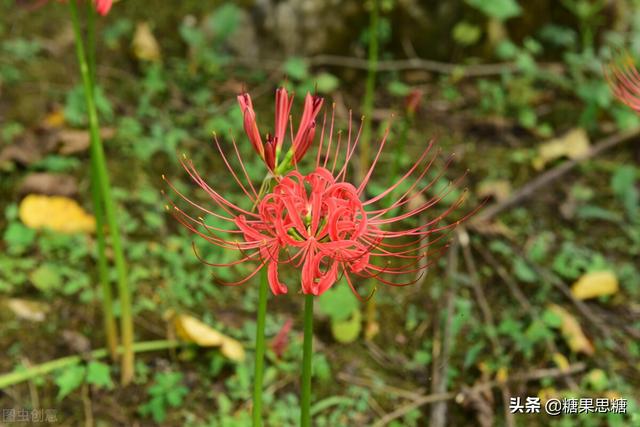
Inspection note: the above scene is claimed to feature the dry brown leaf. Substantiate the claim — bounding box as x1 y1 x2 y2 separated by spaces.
548 304 594 355
174 314 245 362
56 127 115 155
19 194 95 233
6 298 49 322
571 271 619 300
132 22 161 62
533 128 590 170
0 132 58 166
18 173 78 198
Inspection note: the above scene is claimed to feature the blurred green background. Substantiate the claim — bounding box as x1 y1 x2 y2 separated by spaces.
0 0 639 425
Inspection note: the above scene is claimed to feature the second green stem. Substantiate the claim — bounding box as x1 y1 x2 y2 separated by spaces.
300 294 314 427
252 268 269 426
69 0 134 384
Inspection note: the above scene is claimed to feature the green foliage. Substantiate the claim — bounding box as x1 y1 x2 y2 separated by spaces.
55 365 86 401
3 222 35 255
86 361 114 389
611 166 639 221
139 371 189 423
453 22 482 46
64 85 114 126
466 0 521 21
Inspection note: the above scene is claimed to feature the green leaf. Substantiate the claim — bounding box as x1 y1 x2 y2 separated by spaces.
283 57 308 81
3 222 35 255
30 264 63 292
86 361 113 389
611 166 639 220
55 365 86 400
318 282 359 322
513 258 537 283
207 3 241 41
466 0 522 20
453 22 482 46
331 309 362 343
314 72 339 93
387 80 411 97
542 308 563 328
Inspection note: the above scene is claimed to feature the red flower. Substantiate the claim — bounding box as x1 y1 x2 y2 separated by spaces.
606 57 640 112
166 91 475 298
94 0 112 16
238 88 323 171
30 0 112 15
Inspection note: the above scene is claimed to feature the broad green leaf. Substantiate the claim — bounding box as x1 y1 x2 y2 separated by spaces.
611 166 639 220
86 361 114 389
30 264 63 293
283 57 308 81
466 0 522 20
318 283 359 322
453 22 482 46
314 72 339 93
331 309 362 343
55 365 86 400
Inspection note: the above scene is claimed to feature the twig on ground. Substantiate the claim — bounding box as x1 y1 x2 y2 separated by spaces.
429 238 459 427
459 230 513 427
473 243 579 390
473 128 640 223
337 372 426 401
372 363 586 427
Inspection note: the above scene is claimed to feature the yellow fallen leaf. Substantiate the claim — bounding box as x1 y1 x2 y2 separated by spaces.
571 271 619 300
174 314 245 362
132 22 161 62
538 387 559 404
43 109 65 128
533 128 590 170
552 352 570 371
496 367 508 383
221 338 245 362
548 304 594 355
19 194 95 233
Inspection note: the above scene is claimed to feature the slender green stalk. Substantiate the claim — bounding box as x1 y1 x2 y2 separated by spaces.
361 0 380 343
90 166 119 359
0 341 181 390
300 294 314 427
252 268 269 426
85 0 118 360
359 0 379 181
69 0 135 385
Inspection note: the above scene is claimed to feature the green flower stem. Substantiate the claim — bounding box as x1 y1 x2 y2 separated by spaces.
85 1 118 361
300 294 314 427
90 166 119 360
68 0 134 385
0 341 181 390
359 0 379 181
252 268 269 426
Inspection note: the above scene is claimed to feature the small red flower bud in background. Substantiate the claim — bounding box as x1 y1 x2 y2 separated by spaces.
404 88 424 116
94 0 112 15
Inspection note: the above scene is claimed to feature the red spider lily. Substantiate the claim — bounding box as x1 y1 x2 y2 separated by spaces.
165 93 476 298
606 57 640 112
28 0 112 15
238 88 323 171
